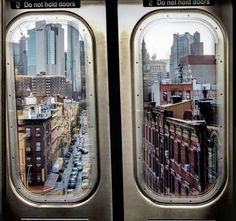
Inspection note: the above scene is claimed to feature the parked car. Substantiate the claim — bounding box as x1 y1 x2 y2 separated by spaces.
70 173 78 181
68 181 76 189
72 167 79 173
68 147 73 153
69 177 77 184
67 188 74 194
74 161 82 167
77 164 83 171
70 140 76 145
65 152 71 159
81 179 89 189
80 148 88 154
82 171 89 180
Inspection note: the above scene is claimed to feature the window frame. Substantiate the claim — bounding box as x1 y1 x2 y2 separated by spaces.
6 12 99 204
132 10 228 204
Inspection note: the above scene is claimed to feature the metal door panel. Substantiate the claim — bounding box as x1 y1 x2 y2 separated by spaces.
118 0 233 220
2 0 113 220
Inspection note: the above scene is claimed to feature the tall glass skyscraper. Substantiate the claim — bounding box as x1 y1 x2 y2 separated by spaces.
46 23 65 76
27 21 65 76
27 29 36 75
170 31 203 83
67 23 81 99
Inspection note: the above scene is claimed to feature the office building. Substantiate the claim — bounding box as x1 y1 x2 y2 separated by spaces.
143 101 219 196
27 21 65 76
170 31 204 83
67 24 81 100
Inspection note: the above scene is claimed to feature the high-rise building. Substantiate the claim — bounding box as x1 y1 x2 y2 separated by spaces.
80 40 86 99
12 42 20 75
142 39 168 102
19 103 52 186
170 31 204 83
179 55 216 85
27 21 65 76
12 40 27 75
46 23 65 76
19 36 28 75
27 29 36 75
15 75 72 100
35 21 47 75
67 24 81 100
143 102 219 196
191 31 204 55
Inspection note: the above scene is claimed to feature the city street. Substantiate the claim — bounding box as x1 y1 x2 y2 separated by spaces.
50 112 92 195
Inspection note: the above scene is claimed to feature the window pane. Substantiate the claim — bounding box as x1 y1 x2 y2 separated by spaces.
7 14 98 202
35 128 41 137
35 142 41 151
134 12 226 202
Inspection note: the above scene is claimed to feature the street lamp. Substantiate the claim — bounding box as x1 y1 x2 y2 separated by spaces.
26 164 32 189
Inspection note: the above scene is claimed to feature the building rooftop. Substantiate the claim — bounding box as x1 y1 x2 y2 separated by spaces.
160 83 192 91
162 99 192 108
180 55 216 65
167 117 206 126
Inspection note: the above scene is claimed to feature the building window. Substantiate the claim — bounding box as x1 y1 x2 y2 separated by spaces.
152 129 155 145
25 144 31 152
36 157 41 163
178 179 182 194
156 161 159 177
185 146 189 164
164 135 169 150
208 135 218 183
35 128 41 137
163 92 167 101
35 142 41 151
164 169 169 188
149 127 151 142
177 142 181 164
170 139 174 159
25 128 31 137
186 186 190 196
36 173 42 183
133 10 227 203
194 151 199 176
7 14 99 202
170 173 175 193
159 147 163 164
186 91 191 99
160 178 163 192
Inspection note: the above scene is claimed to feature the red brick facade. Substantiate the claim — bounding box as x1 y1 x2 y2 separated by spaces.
160 83 192 105
143 106 212 196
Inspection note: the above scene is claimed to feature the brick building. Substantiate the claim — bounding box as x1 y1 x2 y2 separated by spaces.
179 55 216 85
160 83 192 105
18 114 52 186
18 97 67 187
170 31 204 83
15 74 73 101
143 102 218 196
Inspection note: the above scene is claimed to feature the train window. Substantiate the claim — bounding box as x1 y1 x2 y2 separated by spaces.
133 11 227 203
6 14 98 203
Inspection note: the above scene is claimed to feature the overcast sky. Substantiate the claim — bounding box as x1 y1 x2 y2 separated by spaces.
143 21 216 60
9 18 83 51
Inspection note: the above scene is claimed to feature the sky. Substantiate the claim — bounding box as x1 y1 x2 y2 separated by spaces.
143 21 217 60
9 17 84 51
10 16 217 58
